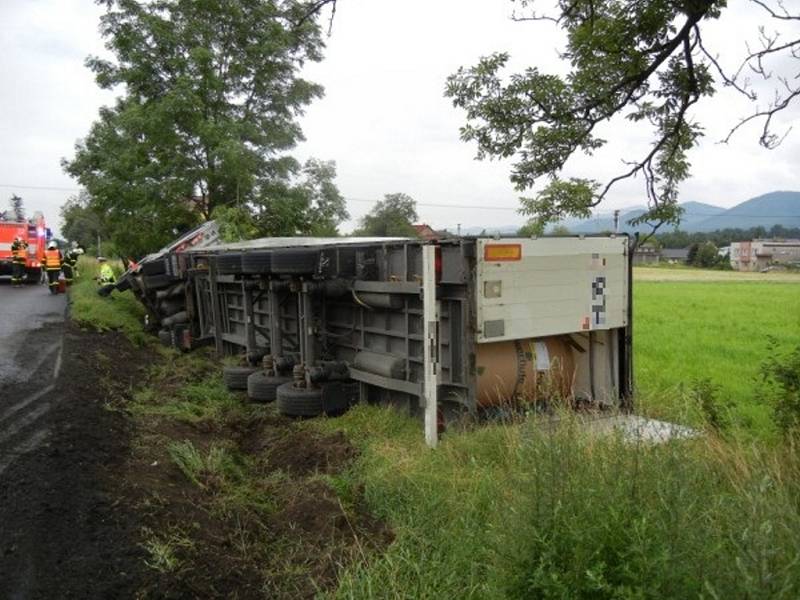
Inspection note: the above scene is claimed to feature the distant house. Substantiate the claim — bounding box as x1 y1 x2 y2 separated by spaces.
730 239 800 271
632 243 660 265
661 248 689 264
412 223 444 241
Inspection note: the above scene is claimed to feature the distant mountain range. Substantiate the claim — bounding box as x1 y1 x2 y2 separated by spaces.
455 191 800 235
560 191 800 233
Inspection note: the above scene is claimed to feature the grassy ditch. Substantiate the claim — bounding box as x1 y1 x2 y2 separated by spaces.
309 406 800 599
69 257 147 344
127 349 390 598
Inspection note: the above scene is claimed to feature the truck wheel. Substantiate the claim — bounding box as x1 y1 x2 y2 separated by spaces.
276 382 324 416
276 382 353 416
240 251 273 275
223 365 259 390
25 268 41 284
215 253 243 275
247 372 290 403
271 248 320 275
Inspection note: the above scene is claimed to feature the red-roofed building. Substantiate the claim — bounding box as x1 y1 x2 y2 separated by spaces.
412 223 441 241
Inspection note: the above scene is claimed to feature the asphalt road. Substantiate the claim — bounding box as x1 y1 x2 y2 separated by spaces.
0 279 66 475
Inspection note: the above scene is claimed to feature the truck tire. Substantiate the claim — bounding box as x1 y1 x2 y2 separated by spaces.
141 259 167 276
223 365 259 390
240 251 273 275
215 253 243 275
271 248 320 275
276 382 324 416
276 381 353 417
25 268 41 284
246 372 290 403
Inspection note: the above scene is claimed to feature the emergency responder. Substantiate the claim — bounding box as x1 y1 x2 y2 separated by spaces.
97 257 116 285
62 241 81 285
43 240 63 294
10 236 28 287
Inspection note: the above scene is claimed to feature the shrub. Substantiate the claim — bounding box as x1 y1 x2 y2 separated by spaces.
761 341 800 436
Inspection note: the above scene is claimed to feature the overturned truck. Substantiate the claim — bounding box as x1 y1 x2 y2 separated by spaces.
124 231 633 446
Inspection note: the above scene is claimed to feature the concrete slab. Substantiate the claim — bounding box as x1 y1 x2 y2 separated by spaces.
580 413 699 443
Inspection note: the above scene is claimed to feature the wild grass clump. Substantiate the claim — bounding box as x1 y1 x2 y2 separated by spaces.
141 528 194 573
319 405 800 599
69 257 147 344
168 440 244 490
134 375 242 424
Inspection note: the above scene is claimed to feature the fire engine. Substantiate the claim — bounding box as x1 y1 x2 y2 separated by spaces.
0 213 50 282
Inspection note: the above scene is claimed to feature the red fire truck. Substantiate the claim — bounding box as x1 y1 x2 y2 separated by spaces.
0 213 49 282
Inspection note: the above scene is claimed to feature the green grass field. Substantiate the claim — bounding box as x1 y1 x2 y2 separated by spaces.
633 268 800 436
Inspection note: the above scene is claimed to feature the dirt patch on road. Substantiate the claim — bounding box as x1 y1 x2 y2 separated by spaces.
0 322 153 599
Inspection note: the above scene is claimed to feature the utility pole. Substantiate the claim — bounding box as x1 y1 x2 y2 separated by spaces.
457 223 461 237
613 210 620 234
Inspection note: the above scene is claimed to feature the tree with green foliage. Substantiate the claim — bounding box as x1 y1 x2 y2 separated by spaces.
445 1 799 233
61 191 105 251
63 0 334 257
656 225 800 251
356 193 419 237
212 157 348 241
296 158 349 235
693 241 719 268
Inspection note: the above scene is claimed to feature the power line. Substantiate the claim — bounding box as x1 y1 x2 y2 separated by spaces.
344 196 519 211
1 183 797 218
0 183 81 193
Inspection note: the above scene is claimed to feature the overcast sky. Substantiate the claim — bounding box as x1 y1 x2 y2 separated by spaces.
1 0 798 237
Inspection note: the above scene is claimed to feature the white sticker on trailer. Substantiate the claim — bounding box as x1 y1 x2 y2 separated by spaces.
534 341 550 371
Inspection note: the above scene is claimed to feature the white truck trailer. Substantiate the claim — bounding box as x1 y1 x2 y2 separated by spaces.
158 234 633 446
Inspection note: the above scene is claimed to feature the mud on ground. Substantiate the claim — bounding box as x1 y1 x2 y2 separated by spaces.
0 322 152 599
2 323 390 599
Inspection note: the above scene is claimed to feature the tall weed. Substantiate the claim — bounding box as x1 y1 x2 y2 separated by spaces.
326 406 800 599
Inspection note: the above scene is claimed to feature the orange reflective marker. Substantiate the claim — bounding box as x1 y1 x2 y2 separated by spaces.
484 243 522 262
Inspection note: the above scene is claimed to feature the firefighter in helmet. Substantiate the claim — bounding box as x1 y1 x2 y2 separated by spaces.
43 240 63 294
10 235 28 287
62 241 82 285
